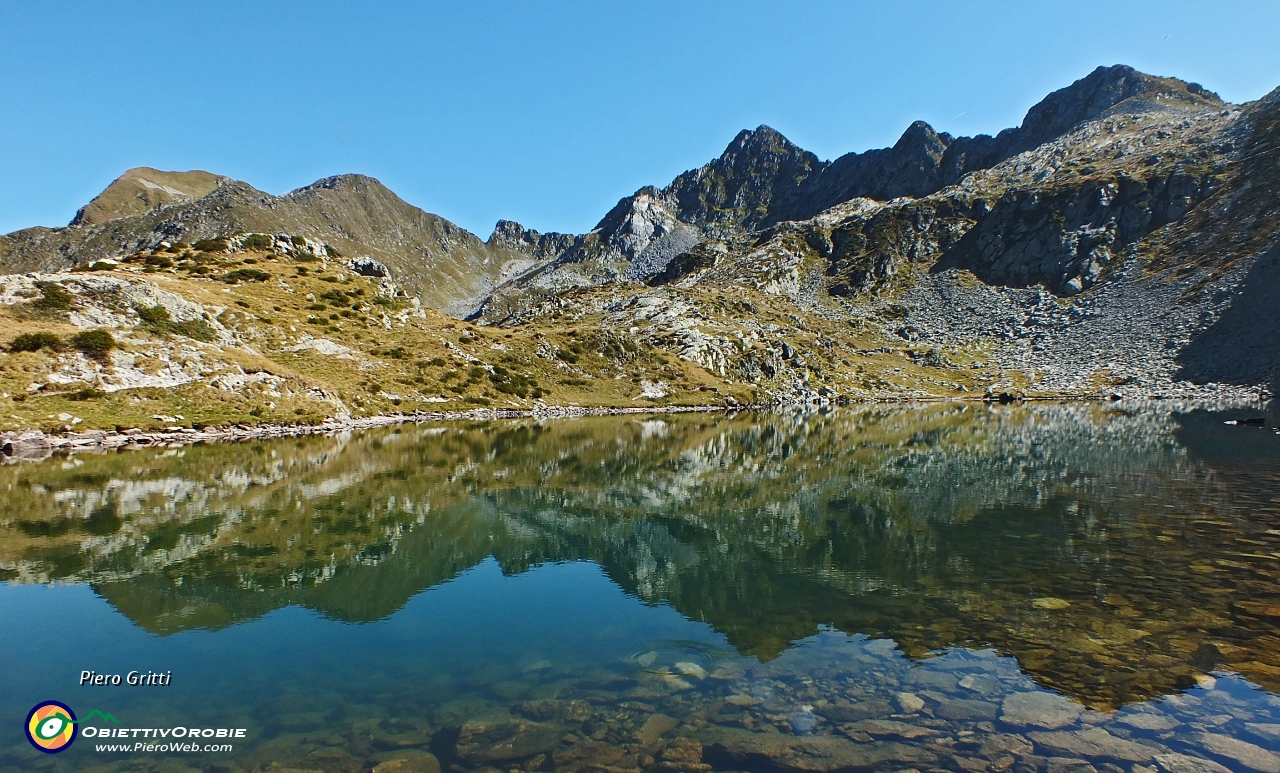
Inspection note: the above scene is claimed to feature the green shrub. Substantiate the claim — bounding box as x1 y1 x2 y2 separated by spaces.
171 319 216 342
32 283 74 312
192 238 228 253
221 268 271 283
136 305 171 326
67 388 105 401
290 235 307 246
241 233 272 250
72 330 115 359
135 304 214 341
145 255 174 267
325 244 343 258
10 331 64 353
488 367 538 398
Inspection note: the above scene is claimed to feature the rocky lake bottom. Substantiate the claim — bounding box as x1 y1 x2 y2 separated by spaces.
1 403 1278 773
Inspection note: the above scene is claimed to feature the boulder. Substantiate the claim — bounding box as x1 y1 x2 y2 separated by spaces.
454 717 564 765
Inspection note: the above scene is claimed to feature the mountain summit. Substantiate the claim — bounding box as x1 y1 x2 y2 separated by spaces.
0 65 1275 418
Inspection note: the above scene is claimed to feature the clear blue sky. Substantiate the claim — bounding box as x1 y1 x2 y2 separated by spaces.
3 1 1279 238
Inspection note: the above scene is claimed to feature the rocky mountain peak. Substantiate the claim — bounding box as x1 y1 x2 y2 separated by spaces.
289 173 386 196
488 219 577 263
663 125 822 232
70 167 225 227
490 219 537 244
892 120 951 161
723 125 802 158
1015 64 1223 151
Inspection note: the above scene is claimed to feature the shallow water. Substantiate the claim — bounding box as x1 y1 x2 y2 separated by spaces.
2 403 1280 773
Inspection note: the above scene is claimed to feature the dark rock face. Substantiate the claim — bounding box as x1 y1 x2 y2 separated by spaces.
939 170 1220 295
1015 65 1220 151
665 126 824 232
783 120 955 222
349 257 391 278
488 219 577 263
480 64 1228 292
686 65 1223 230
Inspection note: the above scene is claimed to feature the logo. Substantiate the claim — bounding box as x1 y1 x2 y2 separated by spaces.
25 701 77 753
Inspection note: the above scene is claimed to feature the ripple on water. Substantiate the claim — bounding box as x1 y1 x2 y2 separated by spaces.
623 640 737 683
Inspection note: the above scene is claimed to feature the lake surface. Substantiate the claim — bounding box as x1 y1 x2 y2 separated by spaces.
2 404 1280 773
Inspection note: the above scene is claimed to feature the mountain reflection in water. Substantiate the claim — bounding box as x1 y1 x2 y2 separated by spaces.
2 403 1280 773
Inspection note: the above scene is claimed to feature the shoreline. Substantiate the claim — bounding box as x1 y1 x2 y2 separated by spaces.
0 403 733 460
2 393 1272 461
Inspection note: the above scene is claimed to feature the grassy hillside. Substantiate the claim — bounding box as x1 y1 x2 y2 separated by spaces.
0 239 777 434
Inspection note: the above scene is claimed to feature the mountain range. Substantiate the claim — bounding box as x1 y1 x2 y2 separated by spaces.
1 64 1277 428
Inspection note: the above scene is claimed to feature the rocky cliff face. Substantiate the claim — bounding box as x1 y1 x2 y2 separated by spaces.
467 67 1277 402
479 66 1230 298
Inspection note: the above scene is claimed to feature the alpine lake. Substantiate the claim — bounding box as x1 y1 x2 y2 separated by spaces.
3 403 1280 773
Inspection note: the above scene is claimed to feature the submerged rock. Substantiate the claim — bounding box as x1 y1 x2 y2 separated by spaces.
1116 711 1179 731
635 713 680 749
1192 733 1280 773
1001 691 1084 729
1028 727 1161 762
935 697 999 721
816 700 894 723
697 726 937 772
371 750 441 773
554 739 627 771
1154 752 1235 773
840 719 938 739
454 717 564 765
